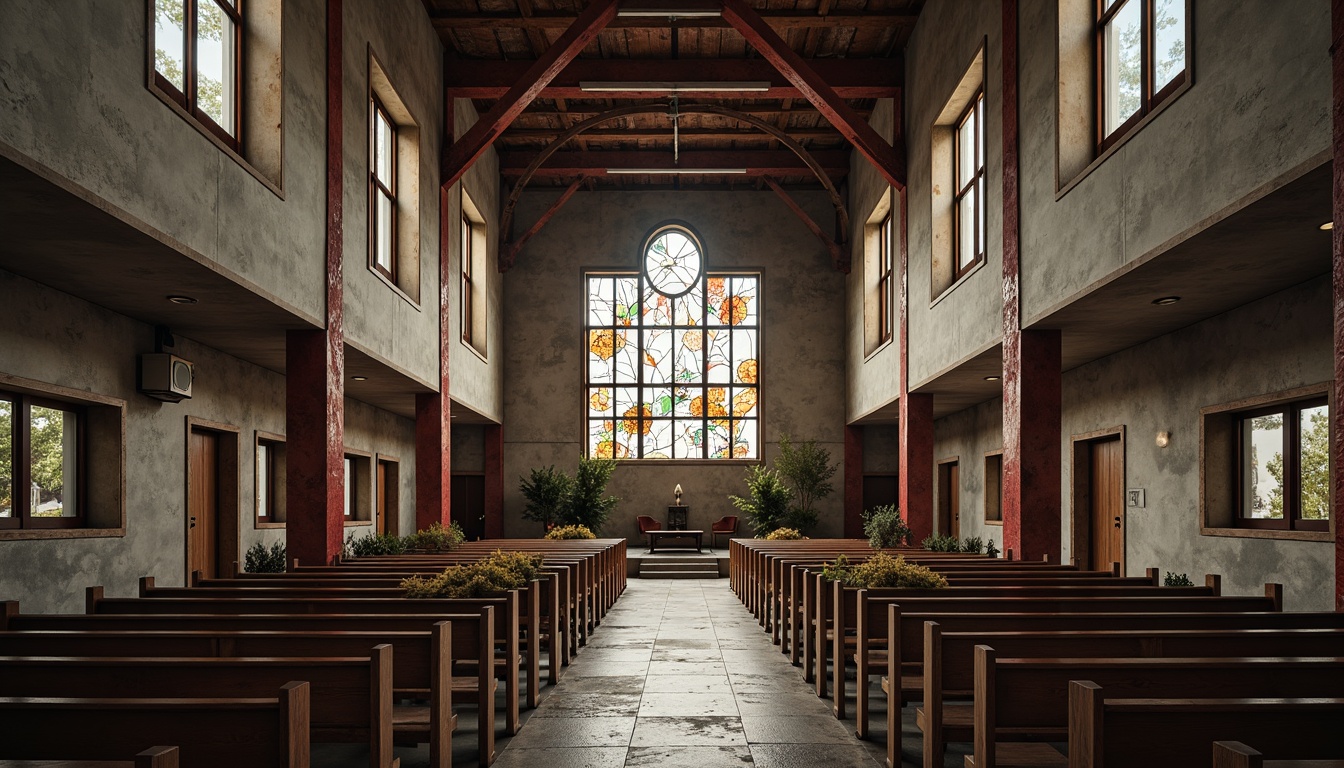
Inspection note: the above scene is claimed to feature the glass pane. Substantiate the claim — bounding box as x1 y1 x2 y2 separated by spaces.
705 330 732 384
643 330 673 386
673 331 703 384
615 278 641 327
1299 405 1329 520
707 418 732 459
977 175 986 260
588 387 613 418
376 192 394 271
674 419 703 460
730 277 759 326
195 1 236 135
706 277 729 326
1152 0 1187 93
1241 413 1284 519
375 111 394 185
154 0 187 92
729 386 758 418
733 419 758 459
31 406 77 517
587 277 615 326
588 330 619 384
673 289 703 327
612 329 639 384
344 457 352 517
957 187 977 269
0 399 11 517
1103 0 1143 136
256 443 270 519
974 95 985 171
589 419 627 459
643 282 671 326
643 388 672 419
732 330 758 386
957 106 977 189
643 419 672 460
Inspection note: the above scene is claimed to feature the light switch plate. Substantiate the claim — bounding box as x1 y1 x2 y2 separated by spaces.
1126 489 1145 508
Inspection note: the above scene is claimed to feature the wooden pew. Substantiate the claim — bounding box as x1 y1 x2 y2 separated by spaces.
0 746 179 768
962 651 1344 768
0 683 310 768
1068 682 1344 768
0 651 396 768
1212 741 1344 768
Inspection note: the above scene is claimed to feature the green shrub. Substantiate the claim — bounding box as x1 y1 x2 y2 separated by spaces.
863 504 912 549
1164 572 1193 587
921 534 961 552
520 465 573 532
345 532 407 558
764 527 805 540
985 538 1000 558
244 541 287 573
404 521 466 553
819 554 852 583
560 456 619 534
402 550 545 599
545 524 596 540
960 536 984 554
823 552 948 589
731 465 795 536
774 435 838 534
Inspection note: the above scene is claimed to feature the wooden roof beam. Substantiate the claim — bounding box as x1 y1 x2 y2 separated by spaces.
429 9 918 30
719 0 905 189
498 149 849 177
501 126 842 140
440 0 621 190
444 59 900 99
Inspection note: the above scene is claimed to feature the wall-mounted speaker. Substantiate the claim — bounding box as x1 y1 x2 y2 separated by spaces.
140 353 194 402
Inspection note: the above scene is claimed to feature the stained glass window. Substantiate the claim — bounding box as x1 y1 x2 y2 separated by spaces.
585 228 759 460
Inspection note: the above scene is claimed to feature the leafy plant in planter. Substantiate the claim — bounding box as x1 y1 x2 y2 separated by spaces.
519 465 573 532
921 534 961 552
863 505 912 548
403 521 466 553
401 550 545 599
774 435 838 534
545 524 596 540
819 554 852 583
559 456 619 534
730 465 794 536
1164 572 1193 587
986 538 1000 558
764 527 805 540
344 532 406 558
822 552 948 589
244 541 286 573
960 536 985 554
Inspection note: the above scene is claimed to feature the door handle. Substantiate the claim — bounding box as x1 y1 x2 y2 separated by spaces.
190 516 197 529
1113 516 1121 529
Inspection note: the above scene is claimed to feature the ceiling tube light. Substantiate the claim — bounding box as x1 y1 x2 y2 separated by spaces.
579 81 772 93
606 168 748 174
617 7 722 16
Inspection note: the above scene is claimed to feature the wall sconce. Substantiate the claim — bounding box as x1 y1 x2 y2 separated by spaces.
1155 431 1171 448
674 483 684 505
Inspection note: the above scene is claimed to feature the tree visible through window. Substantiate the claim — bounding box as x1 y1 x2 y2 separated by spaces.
954 91 985 277
585 224 759 460
0 392 81 528
1098 0 1187 148
153 0 242 147
1238 398 1329 532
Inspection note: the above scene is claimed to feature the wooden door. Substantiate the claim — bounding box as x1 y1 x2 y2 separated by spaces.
937 461 960 539
451 474 486 541
1087 436 1124 573
188 429 219 579
376 461 390 536
861 475 898 515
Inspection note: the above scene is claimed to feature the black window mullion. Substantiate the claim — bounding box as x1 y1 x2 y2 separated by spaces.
16 398 31 525
1285 403 1301 527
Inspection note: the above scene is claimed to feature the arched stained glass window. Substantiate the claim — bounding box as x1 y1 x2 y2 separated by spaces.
585 223 760 460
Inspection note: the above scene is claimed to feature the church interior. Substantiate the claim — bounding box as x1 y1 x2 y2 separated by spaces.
0 0 1341 766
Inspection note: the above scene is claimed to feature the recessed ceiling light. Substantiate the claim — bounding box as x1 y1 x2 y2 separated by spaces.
166 295 197 305
1152 296 1181 305
1320 221 1334 231
984 375 1000 382
352 376 367 381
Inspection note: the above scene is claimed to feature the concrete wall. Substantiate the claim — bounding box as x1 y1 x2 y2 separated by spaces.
452 424 486 473
0 269 415 613
502 190 848 541
862 425 899 474
932 398 1004 548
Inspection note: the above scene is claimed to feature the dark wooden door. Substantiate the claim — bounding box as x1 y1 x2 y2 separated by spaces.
451 474 486 541
188 429 219 579
1088 436 1124 574
938 461 960 539
376 460 391 536
861 475 898 517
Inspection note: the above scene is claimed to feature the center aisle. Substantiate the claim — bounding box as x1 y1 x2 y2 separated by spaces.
493 578 886 768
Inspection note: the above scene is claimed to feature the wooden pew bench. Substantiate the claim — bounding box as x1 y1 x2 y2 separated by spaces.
1069 683 1344 768
1212 741 1344 768
0 746 179 768
0 683 309 768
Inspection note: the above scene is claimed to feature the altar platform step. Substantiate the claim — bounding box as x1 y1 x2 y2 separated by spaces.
636 554 725 579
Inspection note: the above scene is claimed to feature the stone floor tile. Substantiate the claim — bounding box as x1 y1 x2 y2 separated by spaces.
638 692 740 717
748 743 883 768
629 716 748 747
646 660 727 675
503 716 637 749
624 746 755 767
554 675 647 695
642 674 733 694
491 747 629 768
739 715 856 744
533 693 642 718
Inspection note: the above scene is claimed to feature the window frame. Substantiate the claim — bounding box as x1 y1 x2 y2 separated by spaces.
151 0 244 152
1095 0 1189 154
0 390 87 530
254 432 284 527
952 89 986 280
1233 397 1330 533
876 210 893 346
369 95 398 284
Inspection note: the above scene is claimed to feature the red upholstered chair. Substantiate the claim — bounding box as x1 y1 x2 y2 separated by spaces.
710 516 739 550
637 515 662 549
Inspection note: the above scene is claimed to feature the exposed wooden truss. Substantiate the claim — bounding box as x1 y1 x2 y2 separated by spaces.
498 149 849 176
762 176 848 272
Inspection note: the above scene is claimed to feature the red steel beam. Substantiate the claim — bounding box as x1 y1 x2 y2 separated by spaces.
414 187 455 533
441 0 621 190
498 149 850 176
719 0 906 189
1332 0 1344 609
896 187 934 544
444 59 902 100
501 177 585 272
761 176 847 272
287 0 346 568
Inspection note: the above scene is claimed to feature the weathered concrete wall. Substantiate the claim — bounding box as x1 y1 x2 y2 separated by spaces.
933 398 1004 549
0 0 328 324
344 397 417 541
451 424 486 473
341 0 444 388
1060 277 1334 611
0 270 415 613
862 425 899 474
502 190 848 541
1018 0 1330 323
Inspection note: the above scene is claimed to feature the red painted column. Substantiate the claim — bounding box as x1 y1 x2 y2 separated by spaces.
414 186 454 533
286 0 345 568
1331 0 1344 610
1000 0 1061 562
895 184 935 543
843 425 864 538
484 424 505 538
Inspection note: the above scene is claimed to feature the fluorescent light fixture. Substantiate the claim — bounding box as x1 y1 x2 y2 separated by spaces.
579 81 772 93
617 7 722 16
606 168 748 175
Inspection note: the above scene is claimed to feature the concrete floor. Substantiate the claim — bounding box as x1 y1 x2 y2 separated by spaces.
320 578 950 767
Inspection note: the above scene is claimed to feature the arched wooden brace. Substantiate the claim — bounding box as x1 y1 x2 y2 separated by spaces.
498 103 851 271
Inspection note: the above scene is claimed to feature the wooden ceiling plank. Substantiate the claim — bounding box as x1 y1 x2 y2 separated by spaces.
441 0 621 189
428 9 918 29
498 148 850 175
719 0 905 189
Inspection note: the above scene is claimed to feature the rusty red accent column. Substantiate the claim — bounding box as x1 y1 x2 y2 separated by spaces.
1331 0 1344 610
894 184 935 543
844 425 864 538
414 186 454 533
484 424 505 538
1000 0 1061 562
286 0 345 568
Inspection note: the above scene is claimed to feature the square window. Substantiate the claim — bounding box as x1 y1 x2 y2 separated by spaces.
1097 0 1189 150
0 390 88 530
1234 398 1329 532
151 0 243 150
